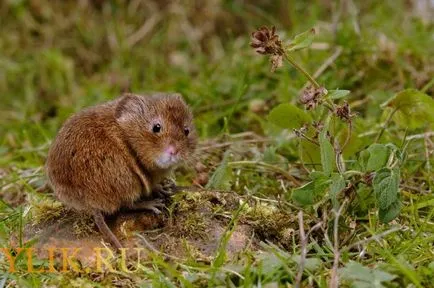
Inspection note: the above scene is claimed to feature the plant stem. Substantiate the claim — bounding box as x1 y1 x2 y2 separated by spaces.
283 53 321 88
330 199 348 288
343 170 364 177
375 107 398 143
323 101 335 112
298 132 320 146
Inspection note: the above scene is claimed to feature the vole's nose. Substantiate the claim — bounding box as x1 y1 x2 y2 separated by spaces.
166 145 178 156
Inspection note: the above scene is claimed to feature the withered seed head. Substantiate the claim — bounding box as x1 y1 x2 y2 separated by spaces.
250 26 284 56
300 86 327 110
335 101 353 122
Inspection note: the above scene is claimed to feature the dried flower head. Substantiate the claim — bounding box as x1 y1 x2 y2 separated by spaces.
335 101 354 122
251 26 284 56
300 86 326 110
363 172 374 186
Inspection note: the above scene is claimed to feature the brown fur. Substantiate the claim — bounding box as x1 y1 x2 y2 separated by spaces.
46 93 197 215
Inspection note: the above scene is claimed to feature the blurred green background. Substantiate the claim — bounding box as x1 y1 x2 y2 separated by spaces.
1 0 432 158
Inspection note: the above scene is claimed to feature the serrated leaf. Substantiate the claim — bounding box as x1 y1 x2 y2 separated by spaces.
382 89 434 129
366 144 390 171
286 28 315 52
373 168 400 209
379 200 401 223
292 175 330 206
327 90 350 100
330 173 346 210
206 155 232 190
319 118 335 176
268 103 312 130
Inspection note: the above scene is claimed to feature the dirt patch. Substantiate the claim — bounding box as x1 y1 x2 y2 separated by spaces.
22 190 299 268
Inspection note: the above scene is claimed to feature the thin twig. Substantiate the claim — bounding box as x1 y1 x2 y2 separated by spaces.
298 132 320 146
295 211 323 288
228 161 301 186
375 107 399 143
295 211 307 288
197 138 272 152
330 199 348 288
342 226 402 252
405 131 434 141
136 233 182 261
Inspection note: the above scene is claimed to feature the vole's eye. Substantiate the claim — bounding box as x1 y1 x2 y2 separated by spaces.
152 124 161 133
184 127 190 136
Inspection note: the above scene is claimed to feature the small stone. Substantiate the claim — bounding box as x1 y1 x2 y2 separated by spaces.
249 99 266 113
195 173 209 186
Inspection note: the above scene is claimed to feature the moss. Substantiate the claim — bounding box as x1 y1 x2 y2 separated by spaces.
29 196 65 226
174 211 208 239
72 215 97 238
245 202 297 248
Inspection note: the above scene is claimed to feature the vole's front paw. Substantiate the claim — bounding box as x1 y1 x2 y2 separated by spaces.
127 199 166 214
153 178 177 198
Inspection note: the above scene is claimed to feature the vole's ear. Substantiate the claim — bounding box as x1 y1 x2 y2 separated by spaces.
115 94 145 123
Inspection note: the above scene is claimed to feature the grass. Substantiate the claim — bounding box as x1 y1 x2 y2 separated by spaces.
0 0 434 287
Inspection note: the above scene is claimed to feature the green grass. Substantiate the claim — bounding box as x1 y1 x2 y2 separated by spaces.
1 0 434 287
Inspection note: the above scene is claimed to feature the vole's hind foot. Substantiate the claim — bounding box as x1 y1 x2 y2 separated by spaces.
153 178 178 198
126 199 166 214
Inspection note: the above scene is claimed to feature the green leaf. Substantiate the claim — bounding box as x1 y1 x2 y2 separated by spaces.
356 183 375 213
292 181 315 205
327 90 350 100
373 168 400 210
319 118 335 176
286 28 315 52
206 154 232 190
292 174 330 206
358 149 370 171
263 146 278 164
379 200 401 223
340 261 396 288
382 89 434 129
291 255 322 272
268 103 312 130
330 174 346 210
366 144 391 171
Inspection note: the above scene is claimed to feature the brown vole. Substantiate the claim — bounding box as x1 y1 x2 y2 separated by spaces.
46 93 197 249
